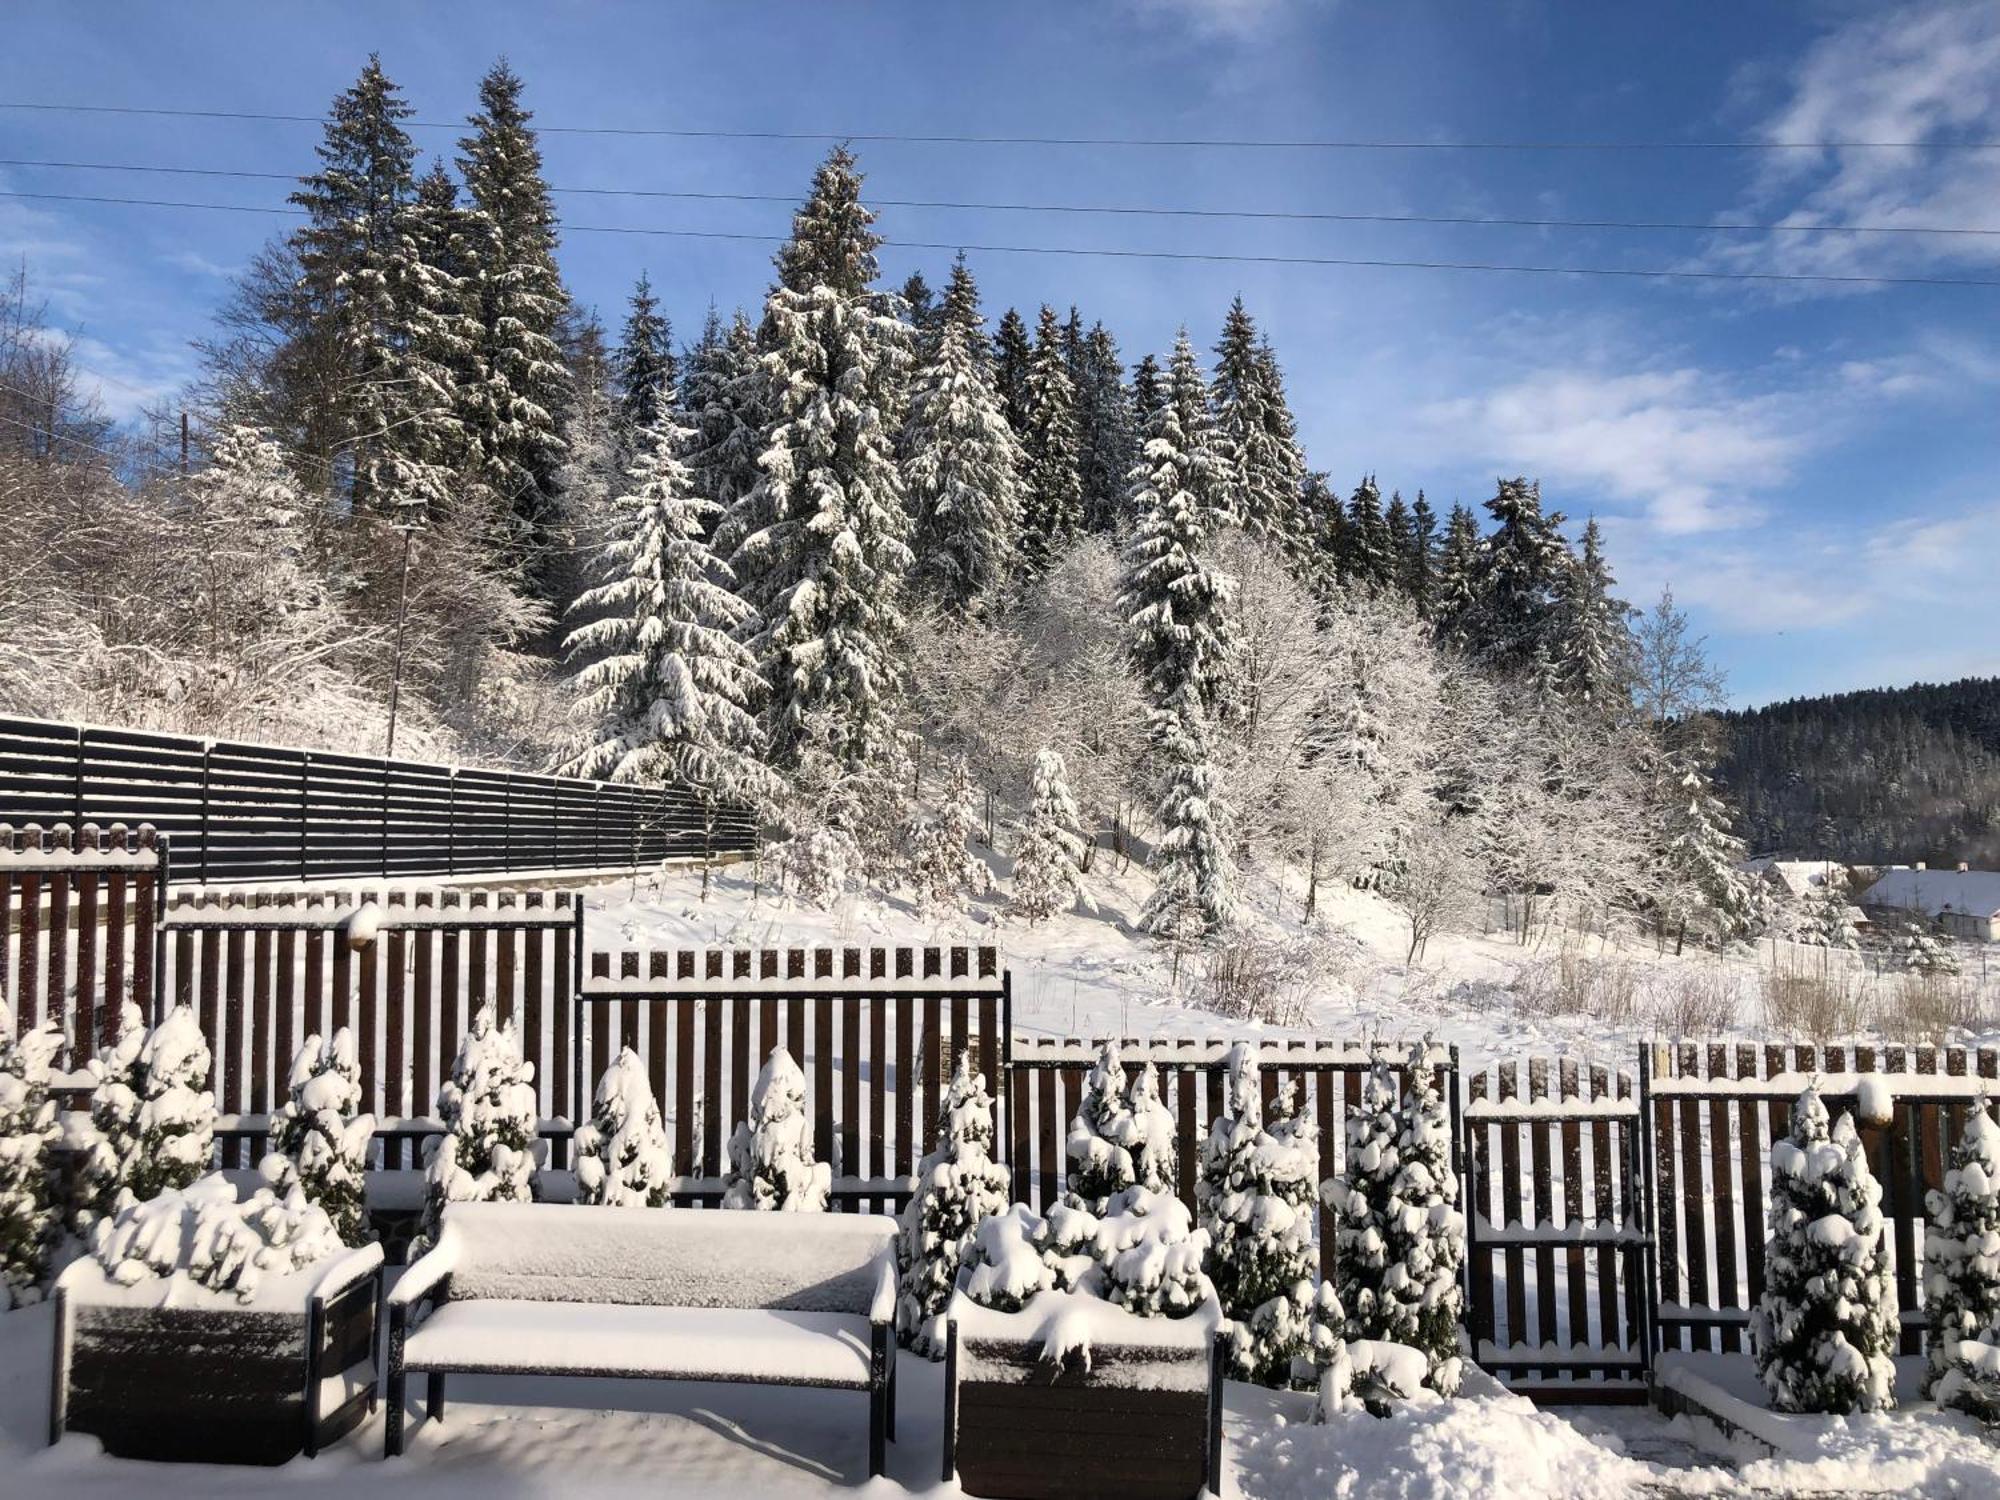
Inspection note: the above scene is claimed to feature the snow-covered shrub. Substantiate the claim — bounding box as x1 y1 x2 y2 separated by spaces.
1124 1062 1178 1195
1010 747 1085 924
1322 1044 1464 1396
783 825 863 910
0 1020 62 1308
71 1003 147 1235
574 1046 673 1208
1750 1086 1897 1414
262 1029 375 1245
74 1004 216 1233
1939 1324 2000 1424
723 1046 830 1211
1065 1043 1135 1213
418 1005 537 1253
1198 1044 1318 1385
896 1053 1011 1353
1094 1185 1212 1318
1196 934 1322 1027
88 1173 341 1302
1925 1103 2000 1399
1307 1279 1353 1422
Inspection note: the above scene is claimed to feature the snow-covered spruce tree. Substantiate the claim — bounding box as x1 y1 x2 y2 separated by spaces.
1198 1044 1319 1385
1325 1054 1399 1358
1120 329 1238 723
558 412 776 844
1796 873 1861 949
0 1021 62 1308
1308 1279 1356 1421
1064 1043 1137 1214
1651 748 1753 949
574 1046 674 1208
1074 322 1136 533
1462 477 1573 680
904 255 1022 617
418 1004 538 1253
990 306 1033 437
1139 701 1236 963
613 271 676 466
1430 502 1484 650
1211 298 1305 556
128 1006 218 1206
1010 747 1086 924
1388 1045 1466 1394
1096 1186 1213 1318
1924 1103 2000 1398
458 61 572 588
1896 919 1961 976
896 1051 1011 1355
1122 1061 1179 1195
727 147 914 778
1552 517 1630 712
905 753 990 918
262 1029 375 1246
1750 1086 1897 1414
681 307 766 525
71 1003 146 1235
1017 304 1083 574
723 1047 831 1211
1339 477 1393 591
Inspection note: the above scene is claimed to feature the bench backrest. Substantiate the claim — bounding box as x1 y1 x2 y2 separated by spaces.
438 1203 896 1315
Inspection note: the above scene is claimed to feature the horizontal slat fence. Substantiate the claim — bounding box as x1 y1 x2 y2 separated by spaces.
1462 1056 1649 1402
577 944 1008 1214
0 716 755 883
1647 1041 2000 1360
3 822 165 1065
1006 1037 1458 1279
159 886 581 1168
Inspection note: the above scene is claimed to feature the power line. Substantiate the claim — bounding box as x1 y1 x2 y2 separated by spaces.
5 187 1998 289
6 99 2000 151
5 156 1995 238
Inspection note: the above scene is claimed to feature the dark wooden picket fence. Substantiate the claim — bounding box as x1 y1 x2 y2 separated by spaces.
2 821 166 1062
0 716 755 884
576 943 1009 1213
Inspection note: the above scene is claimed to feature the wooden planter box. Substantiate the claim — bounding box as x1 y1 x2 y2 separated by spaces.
943 1293 1224 1500
51 1245 384 1465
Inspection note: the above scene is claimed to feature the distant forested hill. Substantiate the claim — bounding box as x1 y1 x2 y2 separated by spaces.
1717 677 2000 865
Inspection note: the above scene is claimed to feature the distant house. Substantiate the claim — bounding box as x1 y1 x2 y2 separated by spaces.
1743 859 1848 901
1859 864 2000 942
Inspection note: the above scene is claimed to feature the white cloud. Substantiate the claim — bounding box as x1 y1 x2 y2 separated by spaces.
1421 367 1806 534
1119 0 1320 39
1707 3 2000 282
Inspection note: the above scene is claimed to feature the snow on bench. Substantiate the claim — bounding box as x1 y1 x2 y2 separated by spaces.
384 1202 900 1475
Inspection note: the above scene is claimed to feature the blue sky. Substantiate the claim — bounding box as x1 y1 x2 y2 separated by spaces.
3 0 1997 707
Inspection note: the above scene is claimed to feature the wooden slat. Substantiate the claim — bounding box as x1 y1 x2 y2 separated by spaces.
250 928 272 1116
1707 1042 1740 1353
16 873 39 1036
674 990 695 1176
357 939 378 1115
131 867 155 1019
1498 1060 1526 1349
384 929 407 1119
1588 1063 1617 1349
1676 1043 1709 1350
410 928 432 1117
1528 1057 1558 1361
74 871 98 1063
703 994 723 1177
523 927 544 1117
1653 1046 1680 1352
552 920 571 1125
102 870 126 1053
841 995 860 1180
897 996 916 1183
47 871 69 1041
274 929 296 1099
1559 1058 1588 1355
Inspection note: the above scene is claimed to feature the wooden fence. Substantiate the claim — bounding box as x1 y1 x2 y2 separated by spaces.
0 716 755 884
576 944 1008 1214
160 886 581 1166
1647 1041 2000 1361
2 822 166 1063
1006 1037 1458 1281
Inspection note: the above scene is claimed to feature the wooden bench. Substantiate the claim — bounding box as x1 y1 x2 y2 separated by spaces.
384 1202 900 1475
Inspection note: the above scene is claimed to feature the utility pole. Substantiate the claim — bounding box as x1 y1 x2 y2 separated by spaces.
179 410 189 474
384 520 420 760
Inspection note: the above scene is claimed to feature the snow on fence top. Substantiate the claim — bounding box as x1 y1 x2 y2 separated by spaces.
582 943 1003 993
1648 1067 1997 1101
161 885 579 930
0 820 163 868
1005 1036 1454 1070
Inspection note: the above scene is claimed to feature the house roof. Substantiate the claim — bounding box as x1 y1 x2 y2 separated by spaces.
1753 860 1844 897
1859 867 2000 920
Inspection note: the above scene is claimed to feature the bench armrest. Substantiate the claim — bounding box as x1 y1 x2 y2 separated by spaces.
310 1243 385 1307
870 1249 897 1326
390 1225 459 1311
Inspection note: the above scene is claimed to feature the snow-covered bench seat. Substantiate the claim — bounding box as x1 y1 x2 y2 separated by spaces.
384 1202 900 1474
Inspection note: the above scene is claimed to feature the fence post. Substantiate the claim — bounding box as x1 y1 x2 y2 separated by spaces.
999 968 1013 1175
570 896 586 1129
380 756 391 879
1636 1042 1659 1382
152 835 170 1022
198 743 212 885
1448 1043 1470 1316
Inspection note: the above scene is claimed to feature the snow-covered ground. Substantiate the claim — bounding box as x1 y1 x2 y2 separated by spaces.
586 853 2000 1073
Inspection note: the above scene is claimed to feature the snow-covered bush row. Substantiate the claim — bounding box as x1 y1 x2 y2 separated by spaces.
0 1020 62 1308
1064 1043 1177 1215
85 1173 342 1303
1928 1102 2000 1422
72 1004 216 1238
262 1029 374 1245
723 1046 830 1211
417 1004 538 1253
